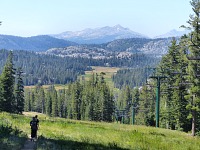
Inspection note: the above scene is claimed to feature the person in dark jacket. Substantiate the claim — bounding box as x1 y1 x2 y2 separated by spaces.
30 115 39 141
34 115 39 137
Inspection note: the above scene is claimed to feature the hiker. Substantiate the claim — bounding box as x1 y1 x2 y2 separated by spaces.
30 116 39 140
34 115 39 137
35 115 39 129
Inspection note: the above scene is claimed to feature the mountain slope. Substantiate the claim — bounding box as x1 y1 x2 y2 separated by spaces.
50 25 149 44
0 35 77 52
45 37 172 58
1 112 200 150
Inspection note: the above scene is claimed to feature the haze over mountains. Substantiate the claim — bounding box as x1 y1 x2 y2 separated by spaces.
0 25 189 55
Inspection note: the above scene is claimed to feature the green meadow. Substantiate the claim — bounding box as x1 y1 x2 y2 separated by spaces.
25 66 120 91
82 66 120 93
0 112 200 150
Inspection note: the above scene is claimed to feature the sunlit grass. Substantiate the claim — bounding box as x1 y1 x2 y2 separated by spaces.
82 66 120 91
25 84 68 91
25 66 120 92
0 112 200 150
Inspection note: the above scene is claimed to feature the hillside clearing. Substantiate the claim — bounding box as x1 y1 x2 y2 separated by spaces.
0 112 199 150
83 66 120 89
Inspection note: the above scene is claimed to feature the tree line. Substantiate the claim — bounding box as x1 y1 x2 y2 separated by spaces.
0 49 90 85
24 73 114 122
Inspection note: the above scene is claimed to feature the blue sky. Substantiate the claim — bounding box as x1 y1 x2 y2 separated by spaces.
0 0 192 38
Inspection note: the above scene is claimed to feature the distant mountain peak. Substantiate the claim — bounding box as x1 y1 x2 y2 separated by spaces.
154 29 190 38
50 25 149 44
114 24 124 29
114 24 122 28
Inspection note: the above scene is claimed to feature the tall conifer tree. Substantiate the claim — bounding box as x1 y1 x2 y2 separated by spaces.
15 67 25 114
51 85 58 117
182 0 200 136
0 51 15 112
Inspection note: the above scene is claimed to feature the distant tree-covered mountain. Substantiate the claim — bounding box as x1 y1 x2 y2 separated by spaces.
0 49 160 86
0 49 89 85
0 35 77 52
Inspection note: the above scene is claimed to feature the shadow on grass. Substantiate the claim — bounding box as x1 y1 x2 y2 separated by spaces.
0 124 27 150
36 135 129 150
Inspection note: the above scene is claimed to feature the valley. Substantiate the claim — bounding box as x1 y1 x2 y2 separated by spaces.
1 0 200 149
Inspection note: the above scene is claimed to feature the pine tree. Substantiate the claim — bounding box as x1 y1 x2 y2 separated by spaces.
158 38 190 131
15 67 25 114
181 0 200 136
45 89 52 116
51 85 58 117
0 51 15 112
66 83 73 119
131 88 140 123
138 83 155 126
160 39 180 129
57 89 65 117
123 86 132 123
0 77 3 111
24 88 31 111
34 84 45 113
30 91 35 112
80 86 88 120
71 81 82 120
87 74 96 121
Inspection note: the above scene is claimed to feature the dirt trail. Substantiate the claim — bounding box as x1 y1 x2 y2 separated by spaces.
21 136 36 150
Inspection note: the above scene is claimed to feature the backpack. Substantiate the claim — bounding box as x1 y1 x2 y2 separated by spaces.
30 120 37 130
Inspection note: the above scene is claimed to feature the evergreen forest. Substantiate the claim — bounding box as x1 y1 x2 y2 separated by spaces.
0 49 159 86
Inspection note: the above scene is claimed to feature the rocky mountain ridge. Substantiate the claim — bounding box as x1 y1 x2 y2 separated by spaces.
43 38 173 59
50 25 149 44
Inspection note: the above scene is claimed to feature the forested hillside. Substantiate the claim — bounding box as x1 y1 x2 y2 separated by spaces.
112 68 147 89
0 35 77 51
0 49 160 86
0 49 89 85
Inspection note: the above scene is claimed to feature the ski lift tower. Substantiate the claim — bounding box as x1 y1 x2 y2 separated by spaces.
147 67 167 127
